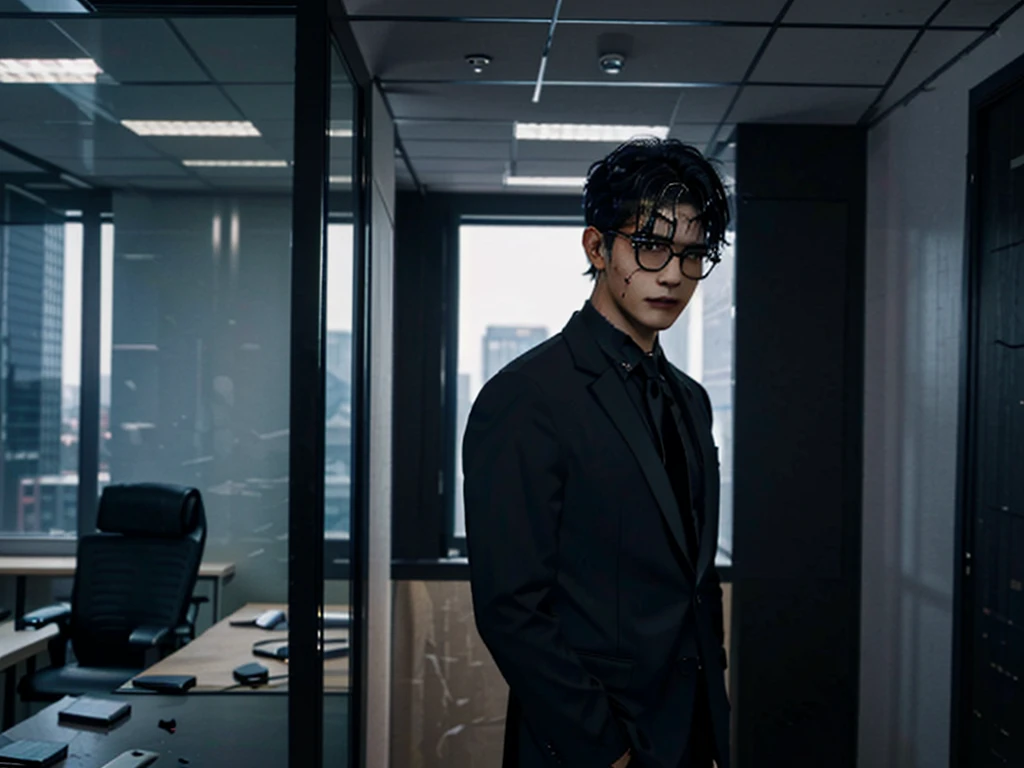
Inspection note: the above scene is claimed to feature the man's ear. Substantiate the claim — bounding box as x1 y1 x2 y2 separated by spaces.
582 226 607 273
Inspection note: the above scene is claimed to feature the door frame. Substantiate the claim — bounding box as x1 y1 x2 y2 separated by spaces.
952 50 1024 768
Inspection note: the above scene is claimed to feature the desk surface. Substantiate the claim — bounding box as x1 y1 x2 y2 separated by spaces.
0 621 59 670
0 557 235 579
2 693 348 767
129 603 349 693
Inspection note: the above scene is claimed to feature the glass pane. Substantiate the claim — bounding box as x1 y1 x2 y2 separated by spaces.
454 224 736 564
0 9 299 758
660 236 735 566
324 43 355 767
0 192 75 535
455 225 592 539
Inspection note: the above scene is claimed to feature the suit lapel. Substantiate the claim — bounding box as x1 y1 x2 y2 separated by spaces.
589 369 696 574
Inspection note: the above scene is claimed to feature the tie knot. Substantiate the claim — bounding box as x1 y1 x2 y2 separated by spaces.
640 354 660 381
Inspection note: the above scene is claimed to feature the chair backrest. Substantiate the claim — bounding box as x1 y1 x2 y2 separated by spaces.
70 483 207 668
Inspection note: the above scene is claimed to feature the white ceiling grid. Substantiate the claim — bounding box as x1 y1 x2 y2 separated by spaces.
346 0 1023 193
0 1 1020 193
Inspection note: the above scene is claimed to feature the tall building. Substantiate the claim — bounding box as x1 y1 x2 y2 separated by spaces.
481 325 548 385
0 186 65 533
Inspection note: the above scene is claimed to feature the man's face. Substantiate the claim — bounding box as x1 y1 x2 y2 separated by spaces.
585 202 704 342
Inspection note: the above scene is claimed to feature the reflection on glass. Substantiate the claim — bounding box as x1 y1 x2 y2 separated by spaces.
455 225 736 564
0 193 71 535
0 13 299 753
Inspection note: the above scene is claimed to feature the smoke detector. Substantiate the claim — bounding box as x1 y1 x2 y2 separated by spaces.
465 54 492 75
599 53 626 75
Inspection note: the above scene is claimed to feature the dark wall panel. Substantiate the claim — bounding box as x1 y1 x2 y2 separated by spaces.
733 124 865 768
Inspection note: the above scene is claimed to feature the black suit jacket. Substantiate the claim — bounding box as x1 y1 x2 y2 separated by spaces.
463 308 730 768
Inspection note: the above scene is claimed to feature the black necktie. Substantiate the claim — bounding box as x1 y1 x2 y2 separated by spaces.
639 356 700 562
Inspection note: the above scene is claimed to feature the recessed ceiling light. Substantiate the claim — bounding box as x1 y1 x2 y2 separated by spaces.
122 120 261 137
183 160 289 168
329 175 352 184
503 175 586 188
514 123 670 143
329 121 353 138
465 54 492 75
0 58 102 84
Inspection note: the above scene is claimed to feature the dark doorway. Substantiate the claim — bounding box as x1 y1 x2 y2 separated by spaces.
955 53 1024 768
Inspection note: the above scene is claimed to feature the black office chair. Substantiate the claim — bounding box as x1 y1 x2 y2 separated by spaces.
18 483 208 701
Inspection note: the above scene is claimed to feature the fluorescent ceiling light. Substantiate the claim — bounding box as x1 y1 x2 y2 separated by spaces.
503 175 586 188
0 58 102 84
329 175 352 184
122 120 261 137
514 122 670 142
183 160 289 168
329 128 354 138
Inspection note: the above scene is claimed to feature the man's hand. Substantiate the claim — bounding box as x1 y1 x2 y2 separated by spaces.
611 748 631 767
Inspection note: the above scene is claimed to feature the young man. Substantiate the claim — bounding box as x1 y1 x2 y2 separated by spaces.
463 138 731 768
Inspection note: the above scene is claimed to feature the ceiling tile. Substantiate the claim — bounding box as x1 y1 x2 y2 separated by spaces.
0 150 39 173
784 0 940 25
561 0 792 22
63 158 188 176
0 120 162 160
411 158 509 174
873 29 984 116
404 139 509 160
515 141 626 162
141 136 287 162
515 159 595 176
752 28 915 84
93 85 242 121
119 178 210 191
345 0 791 22
55 19 208 83
172 18 295 84
933 0 1020 26
224 85 294 120
385 83 735 125
397 120 514 141
669 123 720 143
0 18 83 58
353 21 548 80
0 85 97 122
729 85 881 123
546 25 768 83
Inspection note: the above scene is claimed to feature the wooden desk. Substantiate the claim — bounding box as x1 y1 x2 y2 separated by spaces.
0 557 236 625
129 603 349 693
0 621 60 730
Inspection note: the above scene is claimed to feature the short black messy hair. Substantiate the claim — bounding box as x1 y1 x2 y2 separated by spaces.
582 138 731 280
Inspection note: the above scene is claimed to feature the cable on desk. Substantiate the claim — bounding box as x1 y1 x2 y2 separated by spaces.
218 674 289 692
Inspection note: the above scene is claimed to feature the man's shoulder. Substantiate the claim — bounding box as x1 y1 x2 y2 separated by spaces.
475 333 571 406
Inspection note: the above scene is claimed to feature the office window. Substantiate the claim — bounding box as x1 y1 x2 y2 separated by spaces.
0 189 72 536
325 223 354 538
454 224 735 565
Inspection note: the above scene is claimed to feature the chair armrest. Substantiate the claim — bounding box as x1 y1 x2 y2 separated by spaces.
22 602 71 630
128 625 174 648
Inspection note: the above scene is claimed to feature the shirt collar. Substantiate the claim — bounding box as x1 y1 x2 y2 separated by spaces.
580 300 663 380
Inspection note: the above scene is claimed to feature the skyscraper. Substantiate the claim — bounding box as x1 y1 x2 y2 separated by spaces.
481 325 548 385
0 186 65 532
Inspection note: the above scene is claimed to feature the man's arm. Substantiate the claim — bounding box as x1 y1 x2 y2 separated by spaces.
696 381 728 670
463 371 632 768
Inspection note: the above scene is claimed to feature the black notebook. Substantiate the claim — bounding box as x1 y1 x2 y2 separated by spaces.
0 740 69 767
58 696 131 727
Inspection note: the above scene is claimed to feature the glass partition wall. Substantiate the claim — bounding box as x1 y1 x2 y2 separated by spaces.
0 5 363 766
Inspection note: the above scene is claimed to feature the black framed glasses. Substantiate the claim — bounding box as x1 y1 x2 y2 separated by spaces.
608 230 721 280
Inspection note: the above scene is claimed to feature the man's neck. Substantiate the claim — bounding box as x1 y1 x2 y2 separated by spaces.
589 285 657 353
